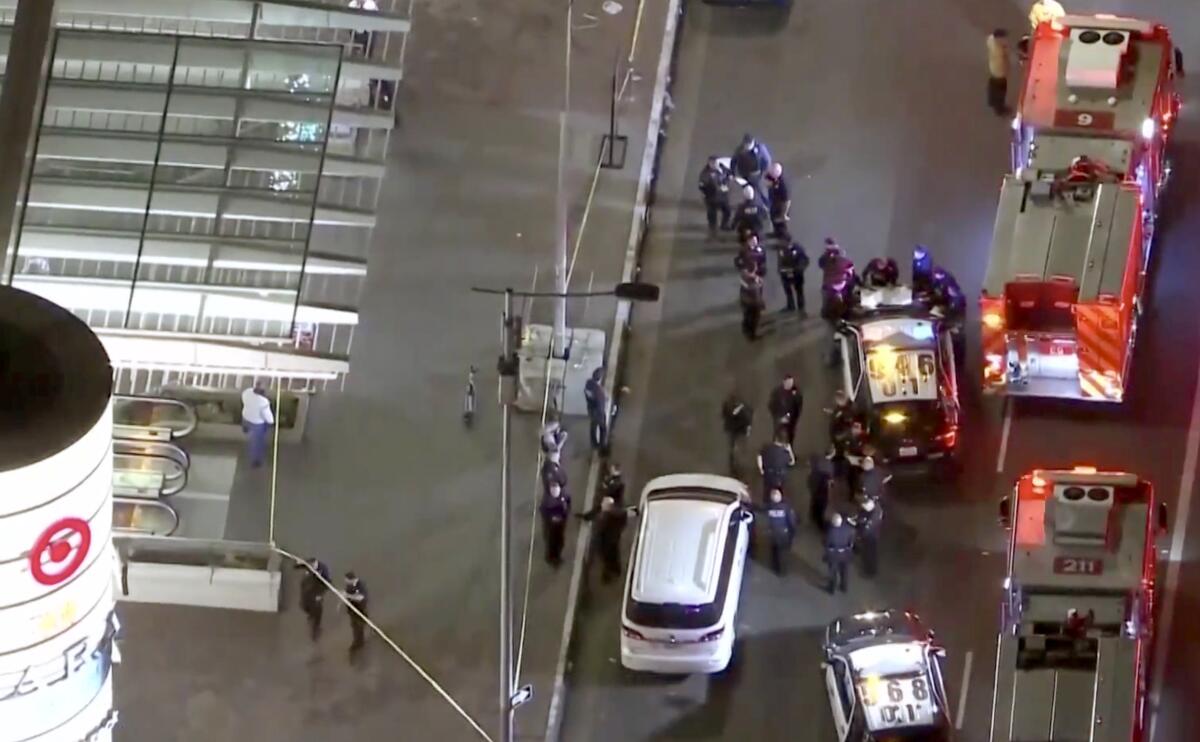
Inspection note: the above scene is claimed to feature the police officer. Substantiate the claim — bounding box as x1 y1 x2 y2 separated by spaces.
734 233 768 278
722 391 754 476
851 496 883 577
732 185 768 241
859 456 893 502
929 266 967 364
295 557 331 641
739 268 765 341
583 367 608 451
541 482 572 567
776 240 809 314
758 489 797 575
344 571 369 653
765 162 791 239
578 496 634 582
768 373 803 446
600 462 626 506
862 257 899 289
824 513 856 593
698 156 732 234
825 389 855 442
541 450 568 498
758 431 796 499
731 132 772 185
912 244 934 295
843 419 871 492
808 449 836 529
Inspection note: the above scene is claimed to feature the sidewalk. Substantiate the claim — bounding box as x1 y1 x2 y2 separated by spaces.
112 1 671 741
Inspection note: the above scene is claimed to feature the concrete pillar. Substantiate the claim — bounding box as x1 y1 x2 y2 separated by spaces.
0 0 56 284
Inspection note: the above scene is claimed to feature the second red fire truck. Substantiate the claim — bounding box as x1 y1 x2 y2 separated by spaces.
980 14 1182 402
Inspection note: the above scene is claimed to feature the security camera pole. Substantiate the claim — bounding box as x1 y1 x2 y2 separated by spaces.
474 281 659 742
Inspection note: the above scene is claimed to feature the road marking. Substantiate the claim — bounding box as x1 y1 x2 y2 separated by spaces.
995 400 1013 473
955 650 974 730
1148 356 1200 741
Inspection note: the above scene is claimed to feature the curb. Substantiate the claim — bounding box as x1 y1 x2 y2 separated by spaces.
542 0 685 738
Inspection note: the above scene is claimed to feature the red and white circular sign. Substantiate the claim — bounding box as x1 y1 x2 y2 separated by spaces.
29 517 92 586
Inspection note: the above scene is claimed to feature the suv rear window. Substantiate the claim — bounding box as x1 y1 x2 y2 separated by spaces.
625 518 739 629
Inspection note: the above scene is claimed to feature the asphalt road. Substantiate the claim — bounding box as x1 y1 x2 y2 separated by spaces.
560 0 1200 740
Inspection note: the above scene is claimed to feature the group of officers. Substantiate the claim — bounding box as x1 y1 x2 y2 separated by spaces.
700 135 967 346
699 134 809 340
721 373 892 592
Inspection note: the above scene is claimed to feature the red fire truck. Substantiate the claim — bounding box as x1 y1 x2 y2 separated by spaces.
980 15 1183 402
991 467 1168 741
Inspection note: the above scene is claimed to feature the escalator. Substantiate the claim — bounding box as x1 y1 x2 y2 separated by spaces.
113 439 190 470
112 395 198 442
113 453 187 497
111 421 191 535
113 498 179 537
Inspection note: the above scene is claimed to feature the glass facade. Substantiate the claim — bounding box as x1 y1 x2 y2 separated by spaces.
9 31 342 340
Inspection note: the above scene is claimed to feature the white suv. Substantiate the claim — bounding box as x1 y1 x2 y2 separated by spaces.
620 474 752 674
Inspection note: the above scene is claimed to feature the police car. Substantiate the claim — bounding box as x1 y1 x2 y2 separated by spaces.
836 286 960 468
822 610 954 742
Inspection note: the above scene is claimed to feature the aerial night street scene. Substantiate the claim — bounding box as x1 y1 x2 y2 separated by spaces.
0 0 1198 741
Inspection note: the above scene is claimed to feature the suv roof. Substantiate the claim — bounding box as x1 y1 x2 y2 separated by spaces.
631 496 733 606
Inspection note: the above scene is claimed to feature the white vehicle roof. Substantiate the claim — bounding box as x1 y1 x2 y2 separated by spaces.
859 317 936 347
849 641 927 677
630 475 745 606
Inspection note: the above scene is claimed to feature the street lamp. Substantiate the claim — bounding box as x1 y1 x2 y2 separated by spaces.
471 281 659 742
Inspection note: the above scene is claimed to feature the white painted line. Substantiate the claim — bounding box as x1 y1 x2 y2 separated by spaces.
955 650 974 730
995 400 1013 474
1148 355 1200 742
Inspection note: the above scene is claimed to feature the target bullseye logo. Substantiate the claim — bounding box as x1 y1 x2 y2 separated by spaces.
30 517 92 586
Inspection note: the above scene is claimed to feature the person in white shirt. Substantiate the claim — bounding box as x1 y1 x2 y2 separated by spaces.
241 383 275 468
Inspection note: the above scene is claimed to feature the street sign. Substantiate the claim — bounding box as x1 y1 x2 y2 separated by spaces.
510 684 534 709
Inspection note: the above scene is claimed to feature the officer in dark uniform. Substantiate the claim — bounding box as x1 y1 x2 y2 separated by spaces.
344 571 369 653
738 269 765 341
758 489 797 575
734 233 768 278
862 257 900 288
541 453 568 498
768 374 804 446
776 240 809 314
823 513 856 593
599 462 626 506
541 482 572 567
858 456 893 502
583 367 608 451
578 496 635 582
732 185 768 241
765 162 791 239
698 156 732 234
851 496 883 577
758 431 796 500
807 450 835 529
842 418 871 491
825 389 855 442
928 266 968 365
722 391 754 477
912 244 934 294
295 557 331 641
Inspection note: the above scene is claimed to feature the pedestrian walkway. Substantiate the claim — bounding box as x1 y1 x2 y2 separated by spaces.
112 1 673 740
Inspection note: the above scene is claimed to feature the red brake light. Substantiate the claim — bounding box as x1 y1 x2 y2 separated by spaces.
622 626 645 641
700 628 725 643
937 428 958 449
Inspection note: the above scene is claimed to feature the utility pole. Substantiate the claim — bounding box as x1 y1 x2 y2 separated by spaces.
552 0 574 359
477 281 657 742
496 288 518 742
